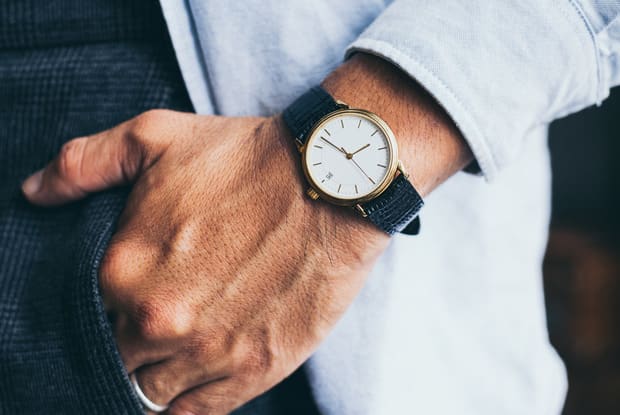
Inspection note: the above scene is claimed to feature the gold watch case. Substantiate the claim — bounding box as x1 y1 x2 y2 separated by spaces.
298 107 402 208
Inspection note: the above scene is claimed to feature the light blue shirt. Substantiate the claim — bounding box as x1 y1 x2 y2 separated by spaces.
159 1 620 414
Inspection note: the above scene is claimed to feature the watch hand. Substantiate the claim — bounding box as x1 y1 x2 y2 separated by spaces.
320 137 347 155
350 143 370 157
350 158 375 185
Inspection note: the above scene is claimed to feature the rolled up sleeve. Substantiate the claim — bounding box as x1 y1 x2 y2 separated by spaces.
347 1 620 180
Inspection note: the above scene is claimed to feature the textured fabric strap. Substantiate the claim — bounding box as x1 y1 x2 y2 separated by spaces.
283 86 342 145
361 174 423 235
283 86 424 236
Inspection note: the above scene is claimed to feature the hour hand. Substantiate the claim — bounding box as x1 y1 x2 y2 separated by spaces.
350 143 370 157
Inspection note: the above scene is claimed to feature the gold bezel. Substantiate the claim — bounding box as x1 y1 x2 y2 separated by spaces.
300 108 399 206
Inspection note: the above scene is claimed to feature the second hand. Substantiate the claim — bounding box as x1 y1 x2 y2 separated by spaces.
350 158 375 185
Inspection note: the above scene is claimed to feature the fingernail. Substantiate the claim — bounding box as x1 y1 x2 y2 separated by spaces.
22 170 43 196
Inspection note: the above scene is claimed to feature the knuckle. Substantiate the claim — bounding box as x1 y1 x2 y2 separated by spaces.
56 138 87 180
99 244 124 283
183 338 211 362
133 299 193 341
99 239 161 302
185 325 235 362
129 109 171 144
132 301 167 340
142 108 172 121
98 242 138 297
237 340 275 376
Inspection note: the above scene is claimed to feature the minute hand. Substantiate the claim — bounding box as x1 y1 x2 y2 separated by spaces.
350 158 375 185
320 137 347 155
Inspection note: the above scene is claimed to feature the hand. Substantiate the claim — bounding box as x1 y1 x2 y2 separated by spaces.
22 110 388 414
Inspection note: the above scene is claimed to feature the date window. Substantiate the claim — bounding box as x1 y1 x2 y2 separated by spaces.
326 172 333 180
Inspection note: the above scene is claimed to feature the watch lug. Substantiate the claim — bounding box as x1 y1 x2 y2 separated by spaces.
354 204 368 217
306 188 320 200
335 99 349 109
295 139 305 153
397 160 410 179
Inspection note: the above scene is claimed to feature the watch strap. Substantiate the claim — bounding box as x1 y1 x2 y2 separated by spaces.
283 86 342 145
361 174 423 236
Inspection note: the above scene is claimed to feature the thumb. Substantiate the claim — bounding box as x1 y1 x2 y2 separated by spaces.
22 116 159 206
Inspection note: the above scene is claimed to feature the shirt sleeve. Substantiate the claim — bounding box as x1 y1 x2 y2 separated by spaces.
346 1 620 180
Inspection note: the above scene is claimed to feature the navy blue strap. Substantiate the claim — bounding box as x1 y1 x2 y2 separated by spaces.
283 86 423 236
283 86 342 145
361 175 423 235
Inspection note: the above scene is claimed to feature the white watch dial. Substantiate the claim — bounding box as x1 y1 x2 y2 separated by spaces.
304 112 395 201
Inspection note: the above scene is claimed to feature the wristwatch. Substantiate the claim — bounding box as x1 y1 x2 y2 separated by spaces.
283 86 423 235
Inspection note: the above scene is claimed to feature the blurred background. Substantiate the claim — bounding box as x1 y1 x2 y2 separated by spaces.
545 86 620 414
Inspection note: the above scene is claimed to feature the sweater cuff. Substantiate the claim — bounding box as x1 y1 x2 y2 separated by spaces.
65 191 144 414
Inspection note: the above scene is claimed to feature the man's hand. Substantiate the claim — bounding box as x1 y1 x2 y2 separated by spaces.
22 109 387 414
22 54 472 414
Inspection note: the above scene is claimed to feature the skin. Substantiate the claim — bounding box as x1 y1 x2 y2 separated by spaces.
22 54 472 414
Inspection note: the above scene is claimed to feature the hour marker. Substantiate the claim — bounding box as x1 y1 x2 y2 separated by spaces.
340 119 344 129
377 163 387 168
355 184 358 194
338 184 342 193
324 129 331 136
357 119 361 128
313 145 323 149
370 130 378 136
377 146 387 150
313 162 322 166
321 179 326 183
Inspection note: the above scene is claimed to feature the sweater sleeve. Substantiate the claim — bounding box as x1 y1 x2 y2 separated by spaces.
346 0 620 180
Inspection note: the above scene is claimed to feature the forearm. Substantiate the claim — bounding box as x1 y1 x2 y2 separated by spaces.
321 53 473 197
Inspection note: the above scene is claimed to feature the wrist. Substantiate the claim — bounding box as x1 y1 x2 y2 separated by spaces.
321 53 473 197
277 53 463 239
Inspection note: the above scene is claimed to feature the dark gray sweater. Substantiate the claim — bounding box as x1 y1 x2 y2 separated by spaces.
0 1 320 413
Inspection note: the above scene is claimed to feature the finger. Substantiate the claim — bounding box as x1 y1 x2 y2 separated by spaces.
98 239 175 372
131 355 229 409
113 314 172 374
21 130 135 205
22 111 169 206
113 303 216 375
168 378 252 415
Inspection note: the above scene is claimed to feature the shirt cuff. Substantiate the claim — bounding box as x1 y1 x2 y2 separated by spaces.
346 1 601 181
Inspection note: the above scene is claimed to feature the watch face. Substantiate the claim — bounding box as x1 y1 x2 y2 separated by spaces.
303 109 398 204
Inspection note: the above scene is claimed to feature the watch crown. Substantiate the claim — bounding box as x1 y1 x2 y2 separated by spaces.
306 188 320 200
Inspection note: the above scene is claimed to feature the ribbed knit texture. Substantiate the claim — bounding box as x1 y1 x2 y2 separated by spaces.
0 1 320 413
0 1 190 413
0 0 167 50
